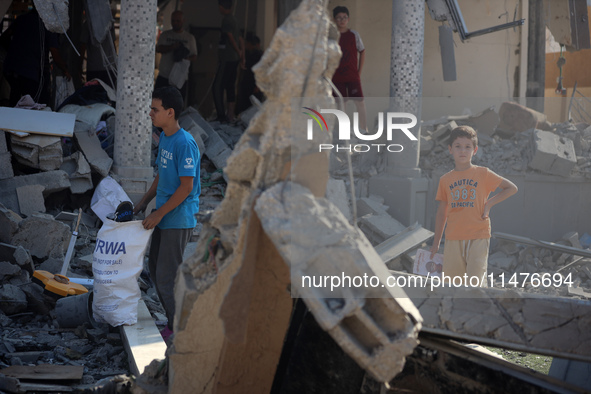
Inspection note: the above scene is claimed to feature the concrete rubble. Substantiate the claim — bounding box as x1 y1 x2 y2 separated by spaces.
419 102 591 179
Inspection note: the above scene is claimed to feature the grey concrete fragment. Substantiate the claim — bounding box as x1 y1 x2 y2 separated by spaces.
0 261 20 282
497 101 551 137
562 231 583 249
10 134 63 171
178 117 206 157
74 121 113 177
180 106 215 143
488 251 516 271
0 284 28 315
431 121 457 145
528 129 576 177
60 151 93 194
458 106 499 137
203 127 233 175
358 214 406 245
357 197 390 217
0 170 70 215
11 216 70 259
59 103 115 128
419 135 434 154
325 178 352 222
16 184 46 217
0 152 14 180
238 105 259 127
0 204 22 243
39 257 63 274
254 182 421 383
216 124 244 148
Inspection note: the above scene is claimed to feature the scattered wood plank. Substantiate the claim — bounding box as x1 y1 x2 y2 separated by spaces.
0 364 83 380
0 107 76 137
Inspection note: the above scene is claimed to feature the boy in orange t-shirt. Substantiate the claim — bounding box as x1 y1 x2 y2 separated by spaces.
430 126 518 286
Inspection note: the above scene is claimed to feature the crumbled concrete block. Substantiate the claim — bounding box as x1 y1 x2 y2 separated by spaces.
356 197 389 217
0 243 34 273
528 129 576 177
203 127 233 175
11 216 71 259
497 101 551 137
180 106 214 144
420 135 434 154
178 116 206 157
60 151 93 194
0 152 14 180
358 214 406 245
74 121 113 177
0 204 22 243
16 184 46 217
488 251 516 270
0 170 70 215
431 121 457 145
0 284 28 315
39 257 63 274
459 106 499 137
216 124 244 148
326 178 352 222
10 134 63 171
0 261 21 282
562 231 583 249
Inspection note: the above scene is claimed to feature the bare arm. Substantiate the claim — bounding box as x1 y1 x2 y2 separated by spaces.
358 49 365 75
482 178 518 219
141 176 193 230
430 200 448 258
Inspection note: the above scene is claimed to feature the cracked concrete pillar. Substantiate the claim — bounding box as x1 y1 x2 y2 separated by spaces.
369 0 429 226
112 0 156 201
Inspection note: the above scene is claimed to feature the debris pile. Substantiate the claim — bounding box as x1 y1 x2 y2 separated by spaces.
419 101 591 179
0 88 247 388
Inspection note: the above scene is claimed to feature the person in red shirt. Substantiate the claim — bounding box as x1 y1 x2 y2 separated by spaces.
332 6 367 133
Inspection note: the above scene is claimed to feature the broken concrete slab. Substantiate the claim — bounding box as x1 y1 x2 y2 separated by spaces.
255 181 422 383
419 134 434 154
0 261 21 282
0 107 76 137
374 222 434 266
60 152 93 194
528 129 576 177
0 243 34 274
16 184 46 217
358 213 407 245
11 216 71 259
10 134 63 171
0 284 28 315
431 120 457 145
457 106 499 137
326 178 352 222
356 196 390 217
488 251 516 271
203 127 233 177
0 151 14 180
180 106 215 143
74 121 113 177
178 116 206 157
497 101 552 137
0 204 22 244
238 105 259 127
0 171 70 215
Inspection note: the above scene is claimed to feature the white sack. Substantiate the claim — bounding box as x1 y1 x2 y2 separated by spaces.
91 176 131 223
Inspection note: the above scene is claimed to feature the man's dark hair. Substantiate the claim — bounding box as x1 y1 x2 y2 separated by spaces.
218 0 232 10
152 86 183 120
333 6 349 18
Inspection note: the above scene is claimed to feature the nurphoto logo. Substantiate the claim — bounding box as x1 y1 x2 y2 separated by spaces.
303 108 418 153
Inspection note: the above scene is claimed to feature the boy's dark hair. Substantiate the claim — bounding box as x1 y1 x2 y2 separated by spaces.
218 0 232 10
333 6 349 18
448 125 478 147
152 86 183 120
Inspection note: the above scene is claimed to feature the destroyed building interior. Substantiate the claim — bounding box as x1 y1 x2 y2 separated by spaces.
0 0 591 393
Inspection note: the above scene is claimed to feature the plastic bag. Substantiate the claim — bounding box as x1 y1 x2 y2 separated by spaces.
168 59 190 89
92 219 153 326
91 176 131 223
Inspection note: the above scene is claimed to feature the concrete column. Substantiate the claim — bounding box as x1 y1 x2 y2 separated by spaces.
112 0 156 201
369 0 428 226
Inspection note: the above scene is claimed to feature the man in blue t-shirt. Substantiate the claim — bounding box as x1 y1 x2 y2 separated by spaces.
134 86 200 341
